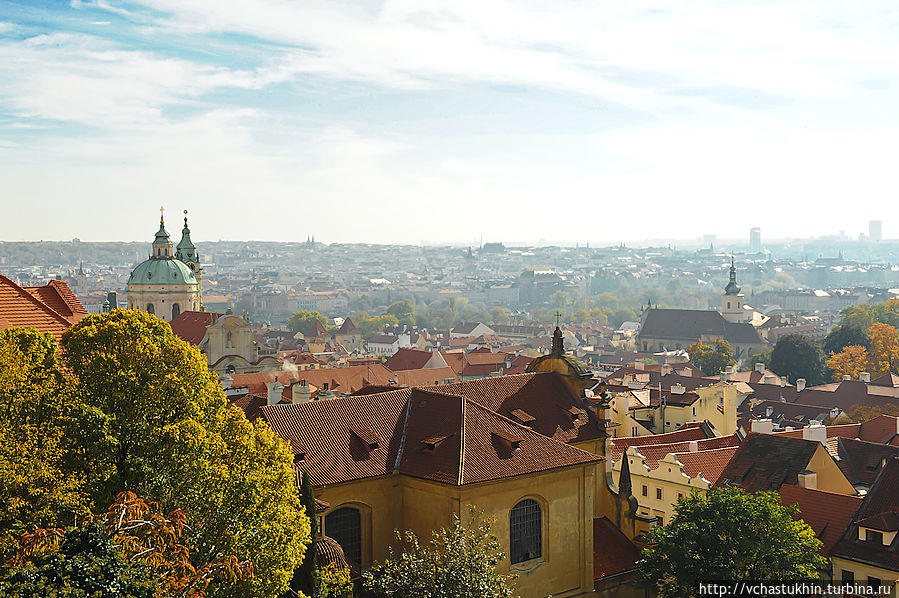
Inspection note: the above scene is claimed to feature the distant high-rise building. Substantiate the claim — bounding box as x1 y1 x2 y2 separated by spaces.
870 220 883 243
749 227 761 252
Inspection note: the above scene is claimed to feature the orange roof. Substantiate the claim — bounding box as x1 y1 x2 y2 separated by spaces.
593 517 640 579
385 347 434 371
169 310 220 345
779 484 862 554
24 280 88 324
609 423 712 461
671 445 740 484
0 275 81 341
261 387 601 487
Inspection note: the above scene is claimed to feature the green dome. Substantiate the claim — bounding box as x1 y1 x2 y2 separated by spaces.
128 258 198 286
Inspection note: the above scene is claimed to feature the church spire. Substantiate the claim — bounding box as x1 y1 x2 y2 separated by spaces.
724 256 741 296
152 207 173 259
176 210 198 262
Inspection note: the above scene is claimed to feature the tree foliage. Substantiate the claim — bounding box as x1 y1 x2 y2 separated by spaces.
293 471 318 598
363 507 514 598
639 487 826 598
839 298 899 331
1 523 157 598
287 312 328 336
769 334 827 385
843 402 899 422
314 564 353 598
823 324 870 356
686 338 735 376
826 323 899 381
360 314 399 339
386 300 416 327
0 312 310 598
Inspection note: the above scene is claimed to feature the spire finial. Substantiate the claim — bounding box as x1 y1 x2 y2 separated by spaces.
183 209 188 226
160 206 165 225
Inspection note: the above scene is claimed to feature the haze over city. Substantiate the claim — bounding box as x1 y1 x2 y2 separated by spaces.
3 1 899 244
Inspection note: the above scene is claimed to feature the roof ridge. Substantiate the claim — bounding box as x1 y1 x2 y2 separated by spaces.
457 390 466 485
0 274 74 328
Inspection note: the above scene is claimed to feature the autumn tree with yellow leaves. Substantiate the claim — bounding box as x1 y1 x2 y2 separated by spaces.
826 323 899 381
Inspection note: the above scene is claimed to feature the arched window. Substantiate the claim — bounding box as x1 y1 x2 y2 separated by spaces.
325 507 361 567
510 499 542 564
146 303 155 315
172 303 181 319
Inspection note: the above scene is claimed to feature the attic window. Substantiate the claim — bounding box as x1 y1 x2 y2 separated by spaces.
293 451 306 463
566 406 584 420
492 429 523 451
511 409 536 424
352 426 381 450
421 435 448 451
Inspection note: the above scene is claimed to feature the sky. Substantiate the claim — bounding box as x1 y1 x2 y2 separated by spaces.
2 1 899 245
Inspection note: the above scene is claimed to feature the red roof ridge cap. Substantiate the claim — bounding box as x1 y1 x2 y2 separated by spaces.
0 274 74 328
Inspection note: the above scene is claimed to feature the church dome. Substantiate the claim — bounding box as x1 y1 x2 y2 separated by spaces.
128 257 197 286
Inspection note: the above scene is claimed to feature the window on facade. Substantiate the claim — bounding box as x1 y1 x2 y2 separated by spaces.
868 577 882 590
146 303 155 314
656 488 662 500
678 493 684 501
631 427 638 436
842 570 854 582
642 485 648 497
727 301 731 309
866 530 884 545
325 507 362 567
172 303 180 319
510 499 542 564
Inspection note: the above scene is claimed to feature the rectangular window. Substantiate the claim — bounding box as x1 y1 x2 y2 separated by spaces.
678 493 684 501
631 426 638 436
842 570 853 583
868 577 881 590
642 485 648 497
656 488 662 500
866 530 884 545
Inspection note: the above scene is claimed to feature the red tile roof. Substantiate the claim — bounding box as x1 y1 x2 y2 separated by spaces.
714 433 820 493
778 485 862 555
169 310 220 345
385 347 434 371
261 387 601 487
0 275 81 341
671 446 740 485
609 423 712 461
24 280 88 323
593 517 640 580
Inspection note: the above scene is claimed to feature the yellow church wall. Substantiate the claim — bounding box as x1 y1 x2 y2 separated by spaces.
315 463 598 598
807 444 857 495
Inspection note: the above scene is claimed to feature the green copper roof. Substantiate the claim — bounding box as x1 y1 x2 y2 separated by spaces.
154 219 171 245
724 258 741 295
176 211 197 262
128 258 197 286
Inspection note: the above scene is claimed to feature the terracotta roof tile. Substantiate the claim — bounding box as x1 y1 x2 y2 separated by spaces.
0 275 78 341
778 485 862 554
671 446 740 485
24 280 88 323
609 423 712 461
169 310 220 345
385 348 434 371
593 517 640 579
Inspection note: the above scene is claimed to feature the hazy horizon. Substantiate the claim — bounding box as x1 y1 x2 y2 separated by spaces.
2 1 899 244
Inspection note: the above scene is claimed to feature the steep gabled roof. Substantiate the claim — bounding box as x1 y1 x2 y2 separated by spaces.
829 437 899 487
385 347 434 371
24 280 88 323
593 517 640 580
336 317 359 335
831 457 899 571
672 445 740 485
714 433 820 493
609 423 713 461
261 386 601 487
0 275 78 341
640 308 763 345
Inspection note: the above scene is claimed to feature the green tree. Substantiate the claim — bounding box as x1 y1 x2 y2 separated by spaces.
686 338 735 376
769 334 827 385
749 349 771 369
0 524 157 598
361 314 399 339
315 564 353 598
386 300 416 327
639 487 825 598
363 507 514 598
824 324 870 356
59 311 310 598
0 328 96 566
288 311 328 336
294 471 318 597
490 307 510 323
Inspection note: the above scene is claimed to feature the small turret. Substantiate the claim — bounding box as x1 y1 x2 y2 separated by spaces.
724 256 741 296
152 207 173 259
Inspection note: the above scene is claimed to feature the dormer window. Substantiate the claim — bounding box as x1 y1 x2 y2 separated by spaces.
352 426 381 451
492 429 523 451
294 451 306 463
866 529 884 545
421 435 447 451
566 406 584 420
511 409 536 425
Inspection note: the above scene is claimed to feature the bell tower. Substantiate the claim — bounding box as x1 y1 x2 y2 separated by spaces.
721 257 745 323
176 210 202 305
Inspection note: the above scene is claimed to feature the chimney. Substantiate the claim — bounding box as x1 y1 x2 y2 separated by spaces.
720 370 730 382
860 372 871 383
796 378 806 392
661 364 672 376
765 405 774 417
780 377 786 388
755 362 765 373
751 419 774 434
293 382 312 403
797 470 817 490
634 359 644 371
764 375 775 385
266 380 284 406
842 374 851 381
688 440 699 452
802 423 827 445
671 384 686 395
